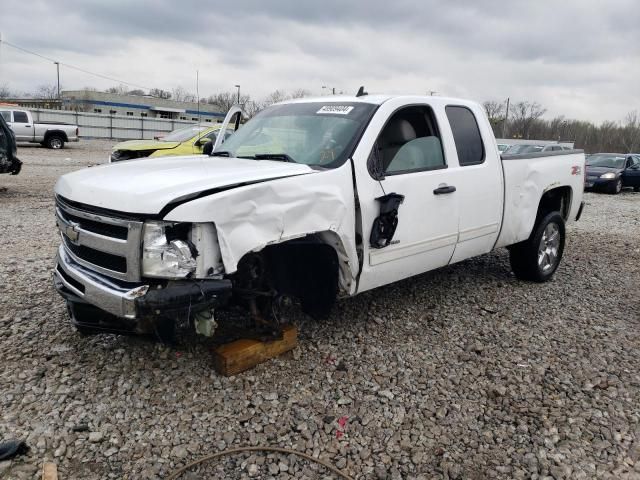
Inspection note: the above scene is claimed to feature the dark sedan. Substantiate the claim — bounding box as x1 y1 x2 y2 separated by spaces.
585 153 640 194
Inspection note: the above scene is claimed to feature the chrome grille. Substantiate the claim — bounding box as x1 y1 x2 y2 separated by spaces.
55 196 143 281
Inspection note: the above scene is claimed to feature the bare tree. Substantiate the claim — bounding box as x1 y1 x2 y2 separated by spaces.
620 111 640 153
105 84 129 95
262 90 289 106
150 88 171 99
483 100 505 127
172 86 197 103
206 91 251 112
484 98 640 153
34 84 59 100
509 101 547 139
0 84 13 99
290 88 311 99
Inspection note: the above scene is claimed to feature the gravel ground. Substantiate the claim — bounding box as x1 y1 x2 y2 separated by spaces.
1 141 639 479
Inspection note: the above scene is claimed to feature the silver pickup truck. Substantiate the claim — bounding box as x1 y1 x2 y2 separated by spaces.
0 108 79 149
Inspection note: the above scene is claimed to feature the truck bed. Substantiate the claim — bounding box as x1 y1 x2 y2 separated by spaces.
496 149 585 248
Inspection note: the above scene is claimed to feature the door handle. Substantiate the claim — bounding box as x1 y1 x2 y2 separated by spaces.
433 185 456 195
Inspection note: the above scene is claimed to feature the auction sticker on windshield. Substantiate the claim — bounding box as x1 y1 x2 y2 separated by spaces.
316 106 354 115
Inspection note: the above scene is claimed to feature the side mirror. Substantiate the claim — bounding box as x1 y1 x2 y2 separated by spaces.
202 140 214 155
367 144 385 180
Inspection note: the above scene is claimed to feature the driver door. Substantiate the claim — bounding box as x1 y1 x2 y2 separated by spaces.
212 105 246 151
353 101 460 292
622 155 640 188
10 111 33 142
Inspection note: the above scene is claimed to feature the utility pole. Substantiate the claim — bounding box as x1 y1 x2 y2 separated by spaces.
54 61 60 99
502 97 510 139
196 70 200 123
235 84 240 104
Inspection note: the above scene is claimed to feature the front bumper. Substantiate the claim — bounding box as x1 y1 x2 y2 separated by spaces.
54 245 231 320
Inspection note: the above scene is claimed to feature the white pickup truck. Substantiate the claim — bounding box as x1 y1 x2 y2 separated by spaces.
0 108 79 149
53 94 585 340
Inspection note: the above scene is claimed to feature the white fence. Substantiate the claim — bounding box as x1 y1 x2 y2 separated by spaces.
30 109 204 140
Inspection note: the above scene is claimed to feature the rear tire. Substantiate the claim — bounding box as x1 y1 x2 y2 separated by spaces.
509 212 565 283
608 178 622 194
46 135 65 149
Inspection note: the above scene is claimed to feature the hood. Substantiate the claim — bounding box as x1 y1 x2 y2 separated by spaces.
112 140 180 152
585 165 623 175
55 155 317 215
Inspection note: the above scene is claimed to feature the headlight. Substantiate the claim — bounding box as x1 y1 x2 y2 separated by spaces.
600 172 616 179
142 221 196 278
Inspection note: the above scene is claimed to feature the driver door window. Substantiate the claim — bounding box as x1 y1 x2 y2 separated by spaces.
377 106 446 175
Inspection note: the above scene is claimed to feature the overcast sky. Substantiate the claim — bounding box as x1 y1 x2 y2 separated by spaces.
1 0 638 122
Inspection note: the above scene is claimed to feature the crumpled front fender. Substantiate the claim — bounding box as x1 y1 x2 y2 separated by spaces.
164 163 359 294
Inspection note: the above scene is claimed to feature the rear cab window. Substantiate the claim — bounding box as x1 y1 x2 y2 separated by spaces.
446 106 485 166
0 111 11 122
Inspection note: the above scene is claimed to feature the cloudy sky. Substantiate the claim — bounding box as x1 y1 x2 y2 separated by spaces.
1 0 638 122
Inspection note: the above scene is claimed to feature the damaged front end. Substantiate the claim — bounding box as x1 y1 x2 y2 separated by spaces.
52 196 233 341
54 245 232 340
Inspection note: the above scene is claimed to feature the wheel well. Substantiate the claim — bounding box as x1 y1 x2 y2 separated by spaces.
537 186 572 222
234 235 339 319
44 130 68 142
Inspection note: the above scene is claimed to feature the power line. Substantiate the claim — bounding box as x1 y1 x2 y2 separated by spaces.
0 38 156 91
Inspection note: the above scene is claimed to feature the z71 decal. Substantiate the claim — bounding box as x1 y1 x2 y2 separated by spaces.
571 166 582 175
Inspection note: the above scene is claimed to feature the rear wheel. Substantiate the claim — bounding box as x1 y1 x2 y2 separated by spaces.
509 212 565 282
46 135 65 149
633 187 640 192
608 178 622 194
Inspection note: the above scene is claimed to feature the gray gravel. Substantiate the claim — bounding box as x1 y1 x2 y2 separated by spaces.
1 141 639 479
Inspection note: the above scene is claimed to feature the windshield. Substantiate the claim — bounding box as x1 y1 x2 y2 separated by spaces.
505 144 544 154
162 125 209 142
586 154 626 168
216 102 377 167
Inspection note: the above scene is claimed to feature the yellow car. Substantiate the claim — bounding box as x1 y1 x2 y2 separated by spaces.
109 124 233 162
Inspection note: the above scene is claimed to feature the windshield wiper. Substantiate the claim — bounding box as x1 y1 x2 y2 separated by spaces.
210 150 230 157
253 153 296 163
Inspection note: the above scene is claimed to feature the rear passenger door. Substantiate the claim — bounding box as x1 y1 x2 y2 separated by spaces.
445 105 503 263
